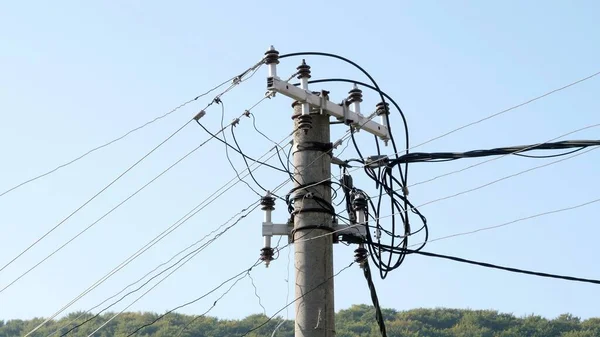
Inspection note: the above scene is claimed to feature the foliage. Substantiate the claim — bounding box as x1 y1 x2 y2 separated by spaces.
1 306 598 337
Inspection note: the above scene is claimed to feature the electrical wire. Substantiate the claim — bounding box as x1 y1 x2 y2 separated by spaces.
248 272 267 316
0 121 190 277
218 100 263 197
389 140 600 164
407 123 600 188
231 123 275 195
240 261 355 337
363 261 387 337
416 145 598 209
0 63 264 199
107 260 261 337
372 244 600 285
0 63 268 279
195 120 289 175
47 206 253 337
54 203 256 336
174 271 252 337
1 116 244 295
415 197 600 248
24 133 295 336
409 69 600 151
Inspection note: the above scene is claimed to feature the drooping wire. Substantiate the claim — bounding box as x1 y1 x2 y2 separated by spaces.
47 206 252 337
0 63 265 199
0 121 190 277
240 261 355 337
81 206 262 337
1 115 245 294
24 133 295 337
56 203 256 336
124 260 262 337
217 100 263 197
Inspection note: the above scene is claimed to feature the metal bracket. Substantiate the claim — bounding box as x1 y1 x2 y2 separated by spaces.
262 222 293 236
263 221 366 244
267 77 390 142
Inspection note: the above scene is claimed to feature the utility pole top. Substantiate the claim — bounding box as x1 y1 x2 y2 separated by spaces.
264 46 391 143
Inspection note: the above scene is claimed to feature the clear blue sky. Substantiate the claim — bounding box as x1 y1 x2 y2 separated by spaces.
1 0 599 326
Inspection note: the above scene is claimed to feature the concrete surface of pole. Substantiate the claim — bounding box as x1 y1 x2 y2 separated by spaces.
292 100 335 337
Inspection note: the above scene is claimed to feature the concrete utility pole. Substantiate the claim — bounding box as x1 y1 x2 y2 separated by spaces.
260 46 390 337
291 100 334 336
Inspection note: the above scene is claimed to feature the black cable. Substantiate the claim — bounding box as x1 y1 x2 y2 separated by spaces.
299 77 410 184
126 260 262 337
194 120 288 174
371 244 600 285
280 52 408 161
240 261 355 336
512 147 586 158
389 140 600 164
215 101 263 197
363 261 387 337
230 125 273 196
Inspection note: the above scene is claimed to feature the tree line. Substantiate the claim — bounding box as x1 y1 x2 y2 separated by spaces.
1 305 599 336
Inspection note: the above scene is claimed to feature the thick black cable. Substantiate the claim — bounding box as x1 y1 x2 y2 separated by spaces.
371 244 600 285
512 147 586 158
389 140 600 164
126 260 262 337
280 52 408 159
363 262 387 337
299 77 410 184
240 261 355 336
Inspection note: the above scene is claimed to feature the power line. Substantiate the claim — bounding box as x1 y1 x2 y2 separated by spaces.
362 261 387 337
0 62 264 199
407 123 600 188
24 133 294 336
389 140 600 164
380 246 600 285
87 258 261 337
409 69 600 151
56 203 257 337
413 197 600 248
240 261 355 337
0 117 242 295
174 271 252 337
0 65 268 278
47 206 252 337
416 146 598 209
0 120 190 276
123 260 262 337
